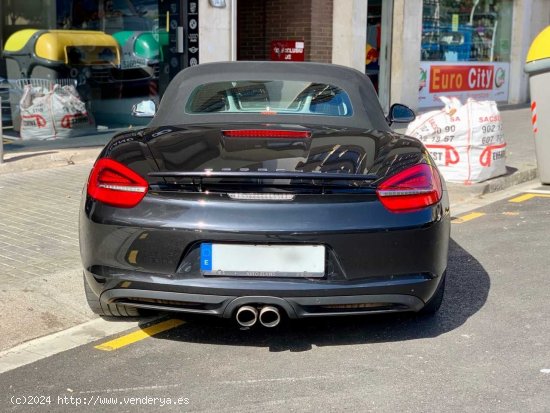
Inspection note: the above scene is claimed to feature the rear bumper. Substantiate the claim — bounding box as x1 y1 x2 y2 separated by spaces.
81 190 450 318
85 269 442 318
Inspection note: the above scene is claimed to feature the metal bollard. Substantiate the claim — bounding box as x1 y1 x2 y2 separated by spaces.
0 96 3 164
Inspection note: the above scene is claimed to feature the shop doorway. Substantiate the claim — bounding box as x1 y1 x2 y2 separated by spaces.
236 0 267 61
366 0 392 112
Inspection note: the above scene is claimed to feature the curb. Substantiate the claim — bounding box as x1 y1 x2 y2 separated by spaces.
441 166 538 209
480 167 539 195
0 147 100 175
0 316 159 374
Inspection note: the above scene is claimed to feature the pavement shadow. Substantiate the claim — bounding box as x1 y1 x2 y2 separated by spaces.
151 238 490 352
503 166 518 176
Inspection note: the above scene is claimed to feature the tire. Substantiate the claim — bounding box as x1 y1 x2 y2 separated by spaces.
83 274 140 317
418 272 446 315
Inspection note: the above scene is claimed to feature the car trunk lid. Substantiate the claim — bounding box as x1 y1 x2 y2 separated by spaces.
141 123 426 193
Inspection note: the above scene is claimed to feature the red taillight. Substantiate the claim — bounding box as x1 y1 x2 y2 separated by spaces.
87 158 148 208
222 129 312 138
376 164 442 212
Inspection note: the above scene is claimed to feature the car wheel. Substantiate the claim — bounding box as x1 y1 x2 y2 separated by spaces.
419 272 446 315
83 274 140 317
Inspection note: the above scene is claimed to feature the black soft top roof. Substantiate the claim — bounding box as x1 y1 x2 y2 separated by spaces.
150 61 390 130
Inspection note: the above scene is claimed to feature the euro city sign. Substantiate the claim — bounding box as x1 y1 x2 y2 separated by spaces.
418 62 510 108
430 65 494 92
271 40 305 61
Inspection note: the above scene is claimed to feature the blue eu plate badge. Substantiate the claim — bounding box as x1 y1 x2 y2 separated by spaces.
200 243 213 271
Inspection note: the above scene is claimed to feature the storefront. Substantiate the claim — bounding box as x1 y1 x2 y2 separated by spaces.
360 0 527 112
0 0 200 140
1 0 549 145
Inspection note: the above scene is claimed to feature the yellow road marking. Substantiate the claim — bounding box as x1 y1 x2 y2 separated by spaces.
509 193 550 203
95 319 185 351
453 212 486 224
139 233 149 240
509 194 537 203
128 250 138 264
120 281 131 288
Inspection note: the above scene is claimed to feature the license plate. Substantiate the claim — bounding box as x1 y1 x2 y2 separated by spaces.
200 243 325 277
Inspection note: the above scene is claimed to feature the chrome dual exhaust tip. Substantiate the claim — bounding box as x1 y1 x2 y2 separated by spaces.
235 305 258 327
259 306 281 328
235 305 281 328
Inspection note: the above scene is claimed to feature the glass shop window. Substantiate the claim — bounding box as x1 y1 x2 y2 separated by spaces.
421 0 513 62
0 0 169 144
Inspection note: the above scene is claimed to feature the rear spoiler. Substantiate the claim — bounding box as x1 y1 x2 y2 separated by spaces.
148 171 378 181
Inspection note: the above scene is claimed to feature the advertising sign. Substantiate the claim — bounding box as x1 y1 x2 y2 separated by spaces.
419 62 510 108
271 41 305 62
186 0 199 67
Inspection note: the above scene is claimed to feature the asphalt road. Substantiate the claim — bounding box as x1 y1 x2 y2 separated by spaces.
1 188 549 412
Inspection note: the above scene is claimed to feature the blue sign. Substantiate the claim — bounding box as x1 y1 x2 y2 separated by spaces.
200 243 212 271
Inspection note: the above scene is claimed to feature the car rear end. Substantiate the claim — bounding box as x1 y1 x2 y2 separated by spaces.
80 125 450 323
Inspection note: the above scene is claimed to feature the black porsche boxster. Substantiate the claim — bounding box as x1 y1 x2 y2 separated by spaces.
80 62 450 327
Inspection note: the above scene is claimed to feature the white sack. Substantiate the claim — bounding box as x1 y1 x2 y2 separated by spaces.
406 97 506 184
20 84 94 140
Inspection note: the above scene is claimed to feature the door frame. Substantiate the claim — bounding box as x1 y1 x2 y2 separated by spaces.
378 0 393 112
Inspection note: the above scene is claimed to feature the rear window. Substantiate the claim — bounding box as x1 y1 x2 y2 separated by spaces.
185 80 353 117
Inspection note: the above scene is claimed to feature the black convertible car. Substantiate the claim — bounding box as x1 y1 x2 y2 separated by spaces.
80 61 450 328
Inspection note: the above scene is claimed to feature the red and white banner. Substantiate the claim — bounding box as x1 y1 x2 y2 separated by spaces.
419 62 510 108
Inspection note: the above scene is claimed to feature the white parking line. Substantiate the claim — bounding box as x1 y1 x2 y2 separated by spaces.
0 317 158 374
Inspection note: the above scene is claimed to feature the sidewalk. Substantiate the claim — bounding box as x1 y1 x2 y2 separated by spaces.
0 165 93 351
0 105 541 351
